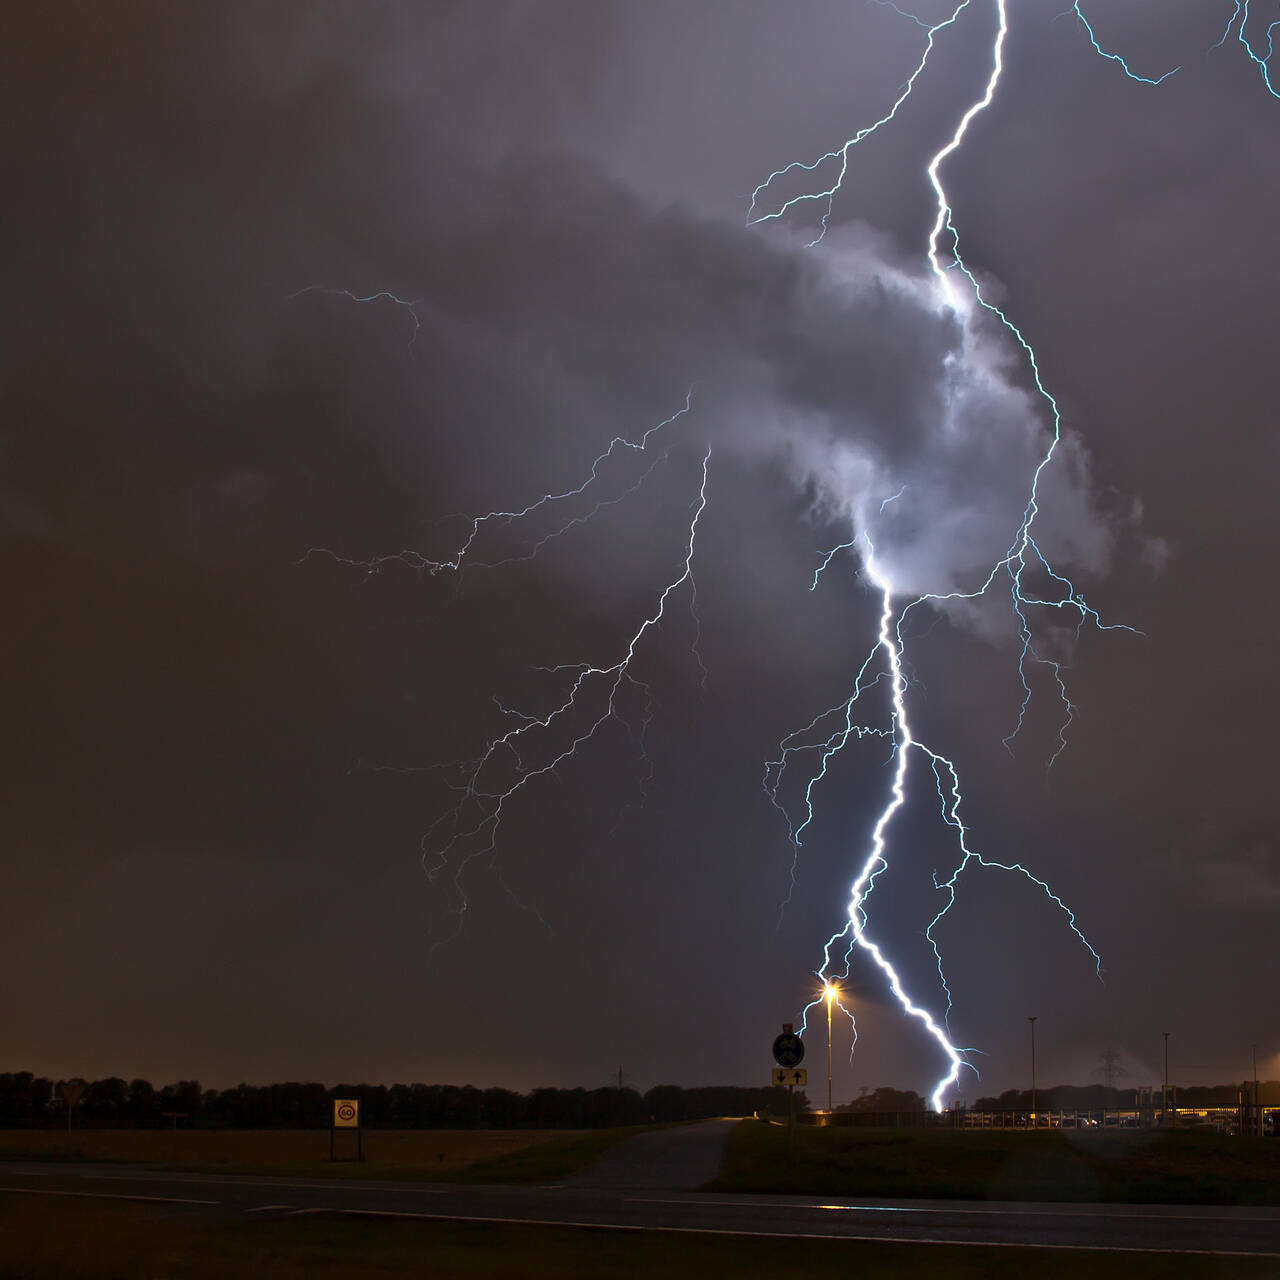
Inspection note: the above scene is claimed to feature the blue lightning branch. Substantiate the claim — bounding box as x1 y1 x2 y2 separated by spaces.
1068 4 1180 86
288 286 423 344
1230 1 1280 97
1077 0 1275 97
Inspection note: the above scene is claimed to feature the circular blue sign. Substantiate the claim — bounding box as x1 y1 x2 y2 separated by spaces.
772 1032 805 1068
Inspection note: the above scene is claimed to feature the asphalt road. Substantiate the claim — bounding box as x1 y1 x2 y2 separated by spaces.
568 1118 737 1189
3 1159 1280 1256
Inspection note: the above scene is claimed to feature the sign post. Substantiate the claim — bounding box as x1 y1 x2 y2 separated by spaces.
771 1024 806 1162
161 1111 188 1163
330 1097 363 1162
57 1082 85 1154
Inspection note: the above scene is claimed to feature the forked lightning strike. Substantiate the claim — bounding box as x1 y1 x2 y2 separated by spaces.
303 0 1270 1107
757 0 1271 1106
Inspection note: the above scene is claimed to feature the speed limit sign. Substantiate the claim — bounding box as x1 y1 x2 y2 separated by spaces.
333 1098 359 1128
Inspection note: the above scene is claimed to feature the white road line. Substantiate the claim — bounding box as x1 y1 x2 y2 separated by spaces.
243 1204 295 1213
0 1185 219 1207
2 1171 450 1196
624 1196 1280 1224
279 1206 1280 1257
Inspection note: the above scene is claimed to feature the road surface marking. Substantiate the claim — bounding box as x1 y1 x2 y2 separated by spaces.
0 1186 219 1207
1 1170 449 1196
625 1196 1280 1224
281 1206 1280 1256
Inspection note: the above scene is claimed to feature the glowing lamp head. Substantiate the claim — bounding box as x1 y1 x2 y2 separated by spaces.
824 982 838 1004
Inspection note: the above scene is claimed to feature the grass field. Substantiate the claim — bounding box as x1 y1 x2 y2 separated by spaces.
0 1128 596 1179
711 1120 1280 1203
2 1193 1276 1280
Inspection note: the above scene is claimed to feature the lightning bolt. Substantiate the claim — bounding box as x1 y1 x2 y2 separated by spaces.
756 0 1154 1109
765 0 1276 1110
301 0 1264 1105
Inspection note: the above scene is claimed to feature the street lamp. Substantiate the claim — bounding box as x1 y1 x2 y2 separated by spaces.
824 982 838 1114
1029 1013 1039 1126
1252 1043 1259 1135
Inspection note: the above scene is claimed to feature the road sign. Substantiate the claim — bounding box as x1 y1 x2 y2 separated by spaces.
773 1068 807 1087
58 1083 85 1107
333 1098 359 1128
772 1031 805 1068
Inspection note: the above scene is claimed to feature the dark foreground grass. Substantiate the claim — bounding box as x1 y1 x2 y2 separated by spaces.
1 1193 1276 1279
0 1125 661 1185
710 1121 1280 1203
187 1124 668 1184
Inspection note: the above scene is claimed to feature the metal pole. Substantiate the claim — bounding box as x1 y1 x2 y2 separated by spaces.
787 1084 795 1161
1253 1043 1259 1136
1162 1032 1170 1127
1028 1017 1037 1126
826 995 834 1114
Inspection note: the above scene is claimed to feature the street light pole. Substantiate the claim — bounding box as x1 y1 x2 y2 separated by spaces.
1252 1043 1259 1135
1162 1031 1170 1127
825 984 835 1114
1028 1016 1038 1126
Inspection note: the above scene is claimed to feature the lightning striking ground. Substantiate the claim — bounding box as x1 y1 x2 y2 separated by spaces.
753 0 1164 1107
759 0 1275 1109
303 1 1261 1106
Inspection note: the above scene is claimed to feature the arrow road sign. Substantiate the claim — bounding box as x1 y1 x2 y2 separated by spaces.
773 1068 807 1087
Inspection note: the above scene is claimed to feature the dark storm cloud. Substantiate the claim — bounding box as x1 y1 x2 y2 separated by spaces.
4 0 1123 611
2 1 1274 1097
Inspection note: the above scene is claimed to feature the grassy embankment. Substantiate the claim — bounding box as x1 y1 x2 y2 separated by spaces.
0 1125 664 1183
710 1120 1280 1203
2 1194 1277 1280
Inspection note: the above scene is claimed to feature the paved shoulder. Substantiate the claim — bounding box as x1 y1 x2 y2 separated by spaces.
568 1119 736 1190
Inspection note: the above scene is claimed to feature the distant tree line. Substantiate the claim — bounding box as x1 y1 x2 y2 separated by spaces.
0 1073 808 1130
832 1081 1280 1115
969 1082 1280 1111
840 1087 928 1112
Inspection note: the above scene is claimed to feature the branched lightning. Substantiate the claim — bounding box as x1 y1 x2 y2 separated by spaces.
1216 0 1280 97
747 0 972 247
1069 4 1180 86
289 286 423 344
301 0 1267 1106
300 392 693 577
418 446 711 947
755 0 1167 1109
303 383 707 938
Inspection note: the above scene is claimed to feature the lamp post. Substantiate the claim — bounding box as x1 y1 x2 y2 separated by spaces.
824 983 837 1114
1162 1032 1170 1127
1252 1043 1259 1135
1028 1016 1038 1127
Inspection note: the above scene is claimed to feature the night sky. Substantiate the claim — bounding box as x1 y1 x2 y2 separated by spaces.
4 1 1277 1103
